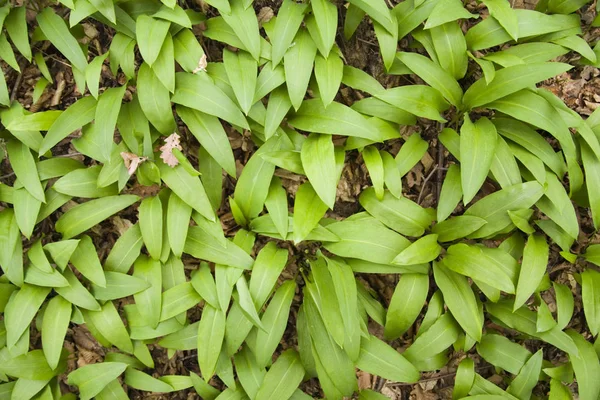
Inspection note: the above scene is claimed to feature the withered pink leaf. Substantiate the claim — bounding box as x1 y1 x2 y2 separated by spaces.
159 132 183 167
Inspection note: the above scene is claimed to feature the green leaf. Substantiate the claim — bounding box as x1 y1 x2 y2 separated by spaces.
404 313 461 363
323 214 410 264
95 85 126 161
289 99 400 142
7 140 45 203
0 33 20 71
375 85 449 121
393 234 440 265
54 267 100 311
453 358 475 399
566 330 600 400
477 334 531 374
444 243 515 293
463 62 572 109
264 177 289 240
270 0 308 66
198 304 226 381
151 33 176 93
185 227 254 269
357 335 420 383
432 215 487 242
437 164 462 222
41 296 71 370
301 133 337 208
69 235 106 287
223 49 257 115
460 115 498 204
137 62 176 134
37 8 87 72
132 256 162 330
304 294 357 397
486 300 578 355
53 166 116 198
314 52 343 108
425 0 478 29
348 0 395 34
234 346 266 398
91 271 149 301
582 269 600 336
5 7 31 61
172 72 249 129
507 350 543 399
553 282 574 331
85 301 133 353
232 137 284 221
394 0 441 39
85 53 108 99
359 188 435 237
284 29 317 110
482 0 518 40
136 15 169 66
124 368 174 392
104 224 143 273
381 151 402 198
5 284 50 348
254 62 286 103
160 281 202 321
385 273 429 339
67 362 128 400
13 187 42 239
221 0 261 60
309 0 337 56
255 350 305 400
363 145 385 200
173 29 205 73
433 261 482 341
430 21 468 80
514 234 549 311
292 182 329 243
396 52 463 107
464 181 543 238
56 195 139 239
138 196 163 260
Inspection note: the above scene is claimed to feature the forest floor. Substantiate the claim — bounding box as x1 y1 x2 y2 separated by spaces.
3 0 600 398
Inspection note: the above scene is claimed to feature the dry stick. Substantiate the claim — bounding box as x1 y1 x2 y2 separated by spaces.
386 365 495 388
417 165 439 205
10 63 25 103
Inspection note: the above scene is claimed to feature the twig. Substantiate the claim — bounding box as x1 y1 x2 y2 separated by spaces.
10 63 25 103
436 122 445 203
0 172 15 180
386 365 495 387
417 165 439 204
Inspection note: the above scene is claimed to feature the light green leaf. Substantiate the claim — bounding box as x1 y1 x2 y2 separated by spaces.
359 189 435 237
514 235 549 311
385 273 429 339
68 362 128 400
582 269 600 336
460 115 498 204
137 63 176 134
430 21 468 80
5 284 50 348
375 85 449 121
198 304 226 381
41 296 71 370
223 49 257 115
566 330 600 400
37 8 87 72
392 234 440 265
482 0 518 40
55 195 139 239
255 350 305 400
7 140 45 203
284 29 317 110
357 335 420 383
425 0 478 29
85 301 133 353
314 52 343 108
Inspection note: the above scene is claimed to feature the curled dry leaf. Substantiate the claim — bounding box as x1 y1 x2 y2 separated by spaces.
159 132 183 167
120 152 148 175
193 54 208 74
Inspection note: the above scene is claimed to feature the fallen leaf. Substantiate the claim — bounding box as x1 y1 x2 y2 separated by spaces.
159 133 183 167
120 152 148 175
